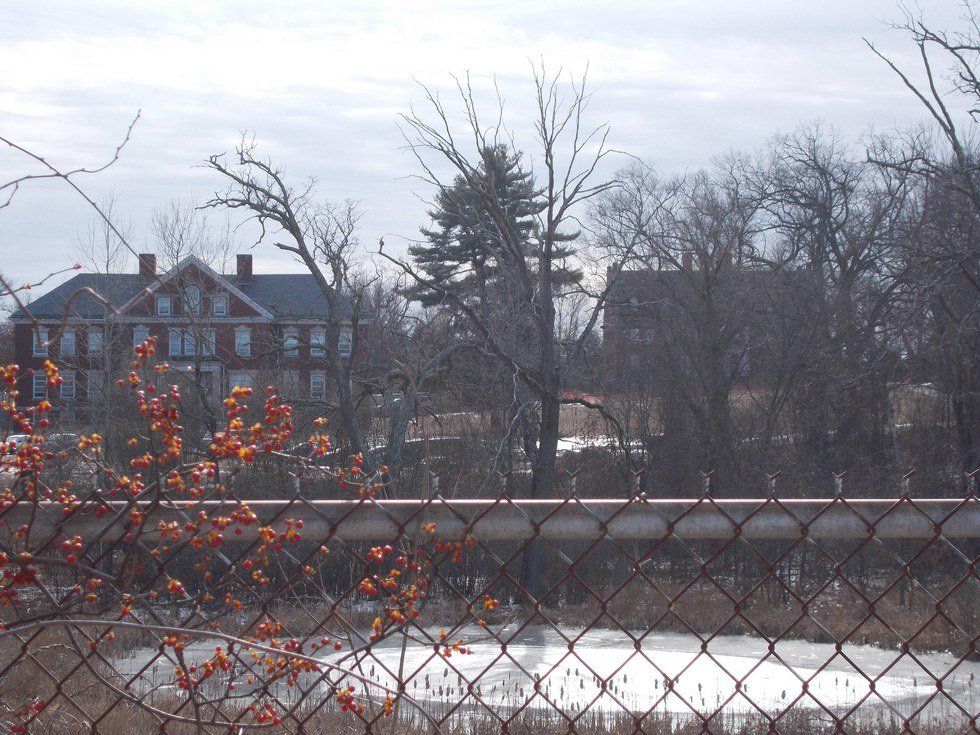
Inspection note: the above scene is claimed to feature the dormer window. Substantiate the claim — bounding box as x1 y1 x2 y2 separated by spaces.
156 295 172 316
185 285 201 316
212 294 228 316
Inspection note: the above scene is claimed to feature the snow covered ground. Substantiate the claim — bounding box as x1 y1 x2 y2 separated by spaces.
113 625 977 722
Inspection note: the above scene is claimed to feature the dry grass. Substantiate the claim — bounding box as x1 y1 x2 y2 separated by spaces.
538 577 976 657
4 695 975 735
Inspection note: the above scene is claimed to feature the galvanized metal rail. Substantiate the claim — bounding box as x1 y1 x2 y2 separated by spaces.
6 497 978 541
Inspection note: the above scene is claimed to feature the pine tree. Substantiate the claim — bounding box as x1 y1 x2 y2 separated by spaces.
409 144 580 307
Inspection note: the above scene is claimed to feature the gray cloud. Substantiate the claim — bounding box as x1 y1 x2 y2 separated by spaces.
0 0 966 287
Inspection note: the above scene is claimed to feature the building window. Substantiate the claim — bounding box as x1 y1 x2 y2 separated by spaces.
88 329 103 355
281 370 300 396
61 330 76 356
310 328 326 357
283 327 299 357
168 328 182 357
133 325 149 347
235 327 251 357
61 371 76 399
212 294 228 316
33 328 48 357
228 370 252 393
156 295 172 316
184 285 201 316
87 371 104 400
310 372 327 400
338 329 353 358
183 331 196 357
32 373 46 400
202 329 216 357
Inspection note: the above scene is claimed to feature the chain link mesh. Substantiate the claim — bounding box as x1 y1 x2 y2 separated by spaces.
0 483 976 734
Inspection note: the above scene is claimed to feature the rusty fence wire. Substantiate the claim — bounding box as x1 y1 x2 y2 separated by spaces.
0 488 977 735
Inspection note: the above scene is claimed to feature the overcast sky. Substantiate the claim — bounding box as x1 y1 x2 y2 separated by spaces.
0 0 967 290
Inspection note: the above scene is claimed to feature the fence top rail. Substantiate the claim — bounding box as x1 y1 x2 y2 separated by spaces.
3 497 977 541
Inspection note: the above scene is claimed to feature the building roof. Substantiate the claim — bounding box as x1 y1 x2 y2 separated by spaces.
603 266 801 322
11 271 357 321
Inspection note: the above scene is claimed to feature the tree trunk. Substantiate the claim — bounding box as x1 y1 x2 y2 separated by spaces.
520 391 560 601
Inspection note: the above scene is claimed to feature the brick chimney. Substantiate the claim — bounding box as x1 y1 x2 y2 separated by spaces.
138 253 156 280
681 252 693 271
236 254 253 281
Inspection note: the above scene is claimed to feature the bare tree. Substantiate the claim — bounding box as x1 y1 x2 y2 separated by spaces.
866 3 980 212
896 161 980 480
593 162 768 493
866 4 980 481
374 68 640 593
205 143 467 480
77 191 133 274
0 116 140 353
388 69 626 492
736 125 917 490
203 150 365 462
74 196 136 449
153 198 240 273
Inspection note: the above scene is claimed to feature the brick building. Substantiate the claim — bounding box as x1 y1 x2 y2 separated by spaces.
11 254 359 417
602 262 796 392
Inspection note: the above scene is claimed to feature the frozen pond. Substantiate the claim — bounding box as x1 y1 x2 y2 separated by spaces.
114 625 977 723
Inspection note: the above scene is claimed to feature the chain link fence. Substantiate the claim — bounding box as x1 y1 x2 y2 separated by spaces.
0 486 977 734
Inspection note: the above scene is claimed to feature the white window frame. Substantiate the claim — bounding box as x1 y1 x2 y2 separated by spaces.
283 327 299 357
227 370 252 393
88 328 103 355
211 294 228 317
155 295 172 316
310 328 326 357
309 371 327 400
33 328 49 357
60 371 76 399
32 373 47 400
133 325 149 348
60 329 76 356
337 329 353 358
235 327 251 357
184 284 201 316
183 331 196 357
